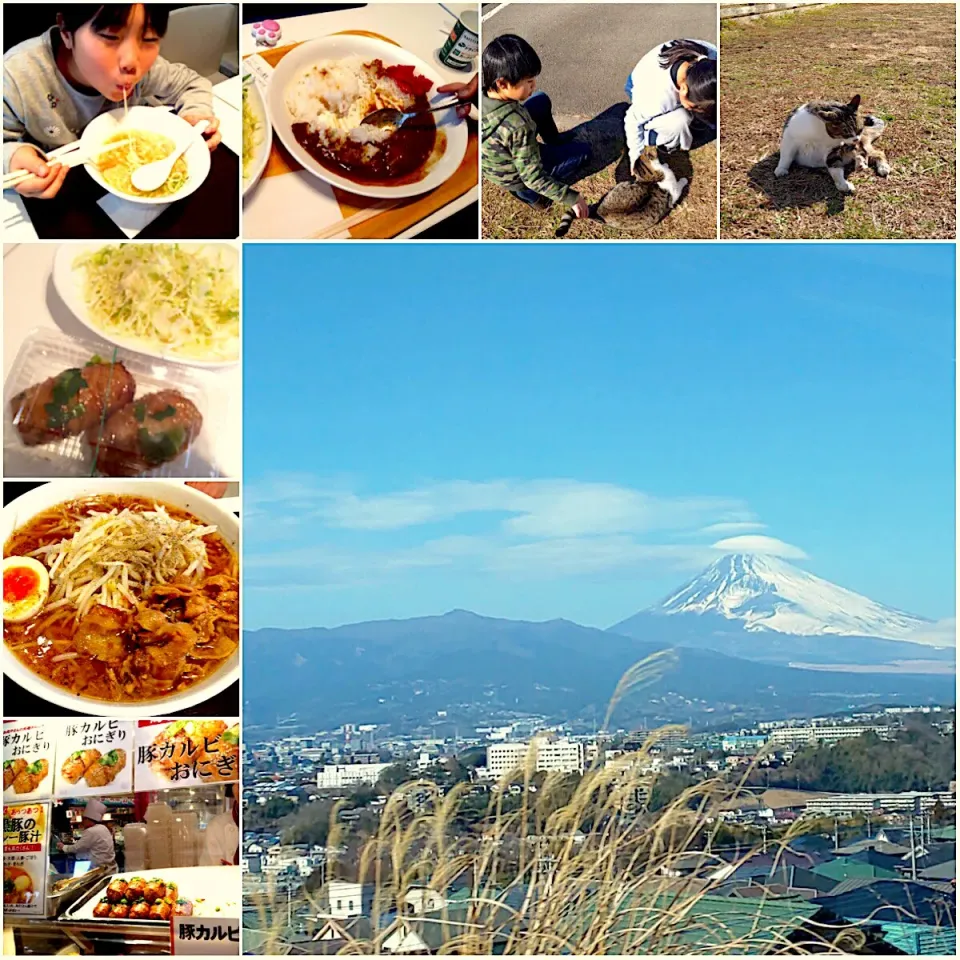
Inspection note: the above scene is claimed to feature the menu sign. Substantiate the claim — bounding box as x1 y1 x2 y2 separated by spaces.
3 721 55 802
54 720 135 799
135 720 240 791
171 915 241 954
3 801 49 916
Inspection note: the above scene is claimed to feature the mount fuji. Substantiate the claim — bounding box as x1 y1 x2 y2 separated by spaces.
610 554 955 669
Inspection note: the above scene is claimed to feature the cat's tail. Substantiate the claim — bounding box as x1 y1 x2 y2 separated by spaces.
554 210 576 238
555 204 600 238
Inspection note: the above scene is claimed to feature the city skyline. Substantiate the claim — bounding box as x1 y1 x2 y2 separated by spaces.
244 243 956 632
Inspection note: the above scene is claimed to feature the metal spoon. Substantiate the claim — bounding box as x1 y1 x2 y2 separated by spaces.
361 99 460 133
130 119 209 192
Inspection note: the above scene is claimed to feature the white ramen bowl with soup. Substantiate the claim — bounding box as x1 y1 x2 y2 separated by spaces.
82 106 211 205
1 480 239 717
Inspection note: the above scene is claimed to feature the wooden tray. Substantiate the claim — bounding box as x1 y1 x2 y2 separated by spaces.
248 31 478 239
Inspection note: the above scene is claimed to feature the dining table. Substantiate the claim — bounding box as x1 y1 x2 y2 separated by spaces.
241 3 479 239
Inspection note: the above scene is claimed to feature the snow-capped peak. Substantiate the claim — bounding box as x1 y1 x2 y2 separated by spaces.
649 553 932 640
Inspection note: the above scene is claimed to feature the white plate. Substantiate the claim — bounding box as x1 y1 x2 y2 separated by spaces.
1 480 240 718
52 242 240 369
267 35 468 199
81 105 211 205
242 79 272 198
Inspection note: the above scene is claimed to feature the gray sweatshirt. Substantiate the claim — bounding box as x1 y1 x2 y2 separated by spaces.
3 28 213 173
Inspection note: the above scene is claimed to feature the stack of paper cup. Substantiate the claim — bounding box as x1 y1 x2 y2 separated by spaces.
123 823 147 872
145 801 173 870
171 812 202 867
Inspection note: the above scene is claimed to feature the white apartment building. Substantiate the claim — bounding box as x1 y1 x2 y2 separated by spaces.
768 725 892 747
805 791 956 816
486 738 584 779
325 880 374 919
317 761 390 789
262 845 325 877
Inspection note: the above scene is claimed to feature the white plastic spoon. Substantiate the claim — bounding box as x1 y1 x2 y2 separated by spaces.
130 119 209 193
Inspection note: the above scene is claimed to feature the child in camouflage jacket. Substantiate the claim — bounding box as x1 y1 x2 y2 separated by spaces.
480 34 590 216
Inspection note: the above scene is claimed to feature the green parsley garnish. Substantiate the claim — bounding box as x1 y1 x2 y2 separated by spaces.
137 425 186 464
152 404 177 421
44 368 87 429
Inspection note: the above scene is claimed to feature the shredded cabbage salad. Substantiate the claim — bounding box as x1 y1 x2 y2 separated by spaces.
74 244 240 361
242 78 263 182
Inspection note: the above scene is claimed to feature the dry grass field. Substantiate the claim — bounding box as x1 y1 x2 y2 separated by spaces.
720 3 956 239
482 112 717 241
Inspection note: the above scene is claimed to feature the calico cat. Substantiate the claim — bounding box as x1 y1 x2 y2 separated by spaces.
555 145 688 237
775 94 890 194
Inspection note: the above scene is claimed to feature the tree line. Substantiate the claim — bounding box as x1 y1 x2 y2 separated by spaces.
751 719 956 793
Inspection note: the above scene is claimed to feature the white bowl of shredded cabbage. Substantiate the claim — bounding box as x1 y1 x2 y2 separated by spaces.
52 242 240 367
81 105 211 204
242 77 271 198
1 480 240 718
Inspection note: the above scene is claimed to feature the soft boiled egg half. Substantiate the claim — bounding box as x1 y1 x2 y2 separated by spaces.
3 557 50 623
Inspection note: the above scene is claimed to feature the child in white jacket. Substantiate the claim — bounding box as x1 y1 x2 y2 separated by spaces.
623 39 717 202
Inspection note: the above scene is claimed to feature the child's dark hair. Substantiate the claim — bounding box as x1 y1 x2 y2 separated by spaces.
482 34 541 93
58 4 171 37
660 39 716 113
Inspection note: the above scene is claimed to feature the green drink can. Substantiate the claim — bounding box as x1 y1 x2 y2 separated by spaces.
438 9 479 70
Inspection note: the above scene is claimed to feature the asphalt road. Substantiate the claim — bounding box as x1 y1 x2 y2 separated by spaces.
481 3 717 118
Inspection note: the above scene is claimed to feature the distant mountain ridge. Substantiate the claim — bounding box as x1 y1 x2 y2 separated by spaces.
243 609 955 730
243 554 954 728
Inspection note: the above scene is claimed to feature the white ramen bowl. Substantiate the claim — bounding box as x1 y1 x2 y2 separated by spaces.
82 105 211 205
268 34 469 199
1 480 239 718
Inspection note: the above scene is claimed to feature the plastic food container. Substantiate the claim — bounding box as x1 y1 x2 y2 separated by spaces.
3 328 222 478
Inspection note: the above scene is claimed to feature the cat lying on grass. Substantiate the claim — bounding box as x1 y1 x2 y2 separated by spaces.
774 94 890 195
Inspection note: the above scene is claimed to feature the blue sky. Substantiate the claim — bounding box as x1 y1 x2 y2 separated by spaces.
243 243 955 636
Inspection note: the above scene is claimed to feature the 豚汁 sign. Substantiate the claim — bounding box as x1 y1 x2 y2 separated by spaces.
135 720 240 791
3 801 49 916
3 721 55 801
171 915 241 954
54 719 135 799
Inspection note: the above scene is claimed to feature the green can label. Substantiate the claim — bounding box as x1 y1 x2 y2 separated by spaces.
439 11 479 69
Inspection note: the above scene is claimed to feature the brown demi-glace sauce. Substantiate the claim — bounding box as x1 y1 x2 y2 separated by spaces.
293 105 437 186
